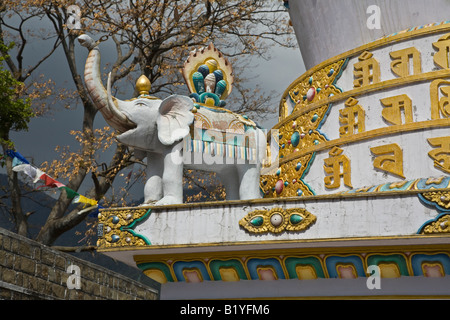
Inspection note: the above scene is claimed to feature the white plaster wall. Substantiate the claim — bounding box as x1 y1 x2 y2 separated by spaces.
289 0 450 69
134 194 439 247
335 32 446 92
303 30 450 195
319 81 444 141
305 127 449 194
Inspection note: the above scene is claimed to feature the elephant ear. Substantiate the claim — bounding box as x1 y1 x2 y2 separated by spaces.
157 95 195 145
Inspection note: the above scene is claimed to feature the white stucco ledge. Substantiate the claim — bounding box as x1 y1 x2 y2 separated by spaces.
96 178 450 262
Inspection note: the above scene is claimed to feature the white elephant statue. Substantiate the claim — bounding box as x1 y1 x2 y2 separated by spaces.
78 34 267 206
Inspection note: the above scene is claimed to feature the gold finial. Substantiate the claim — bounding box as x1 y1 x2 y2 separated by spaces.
136 75 151 95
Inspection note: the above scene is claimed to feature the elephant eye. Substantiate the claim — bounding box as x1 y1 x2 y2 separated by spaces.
135 101 147 107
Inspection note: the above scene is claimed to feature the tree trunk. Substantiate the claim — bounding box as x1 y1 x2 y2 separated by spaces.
1 142 28 237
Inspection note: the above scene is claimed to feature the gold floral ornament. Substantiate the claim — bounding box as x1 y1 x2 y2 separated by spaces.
239 208 316 235
286 59 346 117
420 214 450 234
264 59 348 199
97 207 152 248
421 191 450 210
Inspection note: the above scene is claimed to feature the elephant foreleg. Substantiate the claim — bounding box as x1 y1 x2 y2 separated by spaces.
155 143 184 206
143 152 164 204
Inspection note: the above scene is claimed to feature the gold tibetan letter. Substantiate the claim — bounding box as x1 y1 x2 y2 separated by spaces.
427 137 450 174
354 51 380 88
432 34 450 69
370 144 405 179
380 94 414 125
390 47 421 78
430 79 450 119
339 97 366 137
324 146 352 189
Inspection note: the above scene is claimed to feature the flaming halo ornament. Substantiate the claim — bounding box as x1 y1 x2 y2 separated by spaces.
182 43 234 109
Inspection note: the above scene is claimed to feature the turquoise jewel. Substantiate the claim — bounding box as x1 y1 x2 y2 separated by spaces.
290 214 303 225
189 93 200 102
291 131 300 147
112 216 120 224
111 235 120 243
213 70 224 82
200 92 220 106
192 71 205 93
250 216 264 227
215 79 227 97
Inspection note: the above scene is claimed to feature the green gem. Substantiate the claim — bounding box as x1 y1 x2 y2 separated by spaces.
312 114 319 122
250 216 264 227
290 214 303 225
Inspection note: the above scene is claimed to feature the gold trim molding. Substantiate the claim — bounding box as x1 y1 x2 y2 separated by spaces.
239 207 316 234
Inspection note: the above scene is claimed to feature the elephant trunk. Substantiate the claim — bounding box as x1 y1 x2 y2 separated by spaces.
78 35 135 133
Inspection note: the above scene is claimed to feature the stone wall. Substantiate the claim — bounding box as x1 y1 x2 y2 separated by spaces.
0 228 160 300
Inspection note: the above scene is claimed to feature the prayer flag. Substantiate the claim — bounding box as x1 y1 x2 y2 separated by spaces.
6 150 29 165
59 186 78 199
38 173 66 189
12 164 43 183
6 149 102 217
73 194 98 207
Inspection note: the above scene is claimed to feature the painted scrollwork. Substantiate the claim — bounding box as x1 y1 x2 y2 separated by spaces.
420 214 450 234
421 191 450 210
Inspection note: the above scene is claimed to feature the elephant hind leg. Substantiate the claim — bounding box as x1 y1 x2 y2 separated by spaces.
237 164 262 200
